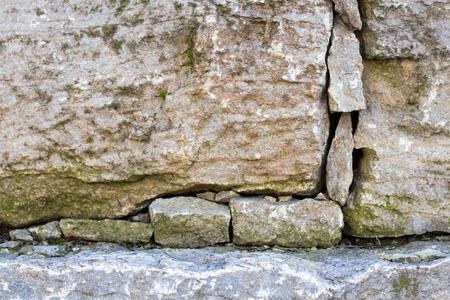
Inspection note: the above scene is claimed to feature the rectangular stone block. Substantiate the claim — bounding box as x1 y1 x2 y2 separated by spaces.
230 197 343 248
60 219 153 244
149 197 230 248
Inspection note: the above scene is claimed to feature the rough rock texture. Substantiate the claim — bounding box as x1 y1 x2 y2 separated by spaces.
326 113 354 206
361 0 449 59
230 197 343 248
328 20 365 112
344 59 450 237
0 0 332 228
149 197 230 247
332 0 362 30
60 219 153 244
9 229 33 242
28 221 62 242
0 241 448 299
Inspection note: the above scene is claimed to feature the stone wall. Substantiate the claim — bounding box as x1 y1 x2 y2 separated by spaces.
0 0 449 247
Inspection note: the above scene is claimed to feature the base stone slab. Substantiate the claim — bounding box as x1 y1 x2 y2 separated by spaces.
0 241 448 299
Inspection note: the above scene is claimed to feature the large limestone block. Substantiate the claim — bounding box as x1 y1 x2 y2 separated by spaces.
149 197 230 247
230 197 343 248
326 113 354 206
327 20 365 112
60 219 153 244
0 0 332 227
361 0 450 59
344 59 450 237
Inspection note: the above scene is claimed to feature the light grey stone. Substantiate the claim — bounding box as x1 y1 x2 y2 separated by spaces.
328 20 365 112
326 113 354 206
345 59 450 237
230 197 343 248
361 0 449 59
60 219 153 244
0 241 21 249
28 221 62 241
0 241 448 299
128 213 150 223
0 0 332 228
20 245 68 258
9 229 33 242
149 197 230 248
196 192 216 202
214 191 240 203
332 0 362 30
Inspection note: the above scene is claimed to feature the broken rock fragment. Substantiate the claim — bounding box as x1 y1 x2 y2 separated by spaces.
230 197 343 248
328 20 365 112
60 219 153 244
214 191 239 204
326 113 354 206
149 197 230 248
332 0 362 31
28 221 62 242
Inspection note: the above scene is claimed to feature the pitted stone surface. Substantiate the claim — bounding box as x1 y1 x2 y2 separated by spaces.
361 0 450 59
230 197 343 248
345 59 450 237
0 241 448 299
0 0 332 227
149 197 230 247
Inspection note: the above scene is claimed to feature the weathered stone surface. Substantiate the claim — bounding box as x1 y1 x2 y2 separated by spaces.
0 241 448 299
0 0 332 227
230 197 343 248
345 59 450 237
60 219 153 244
28 221 62 242
328 20 365 112
214 190 240 203
326 113 354 206
361 0 449 59
9 229 33 242
149 197 230 247
332 0 362 30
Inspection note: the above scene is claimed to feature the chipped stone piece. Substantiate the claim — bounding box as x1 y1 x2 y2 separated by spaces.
149 197 230 248
326 113 354 206
28 221 62 241
328 21 365 112
230 197 343 248
196 192 216 201
314 193 329 201
9 229 33 242
214 191 240 203
60 219 153 244
332 0 362 30
128 213 150 223
277 195 293 202
263 196 277 202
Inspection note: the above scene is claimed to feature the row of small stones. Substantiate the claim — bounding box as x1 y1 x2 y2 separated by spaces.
5 191 342 249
